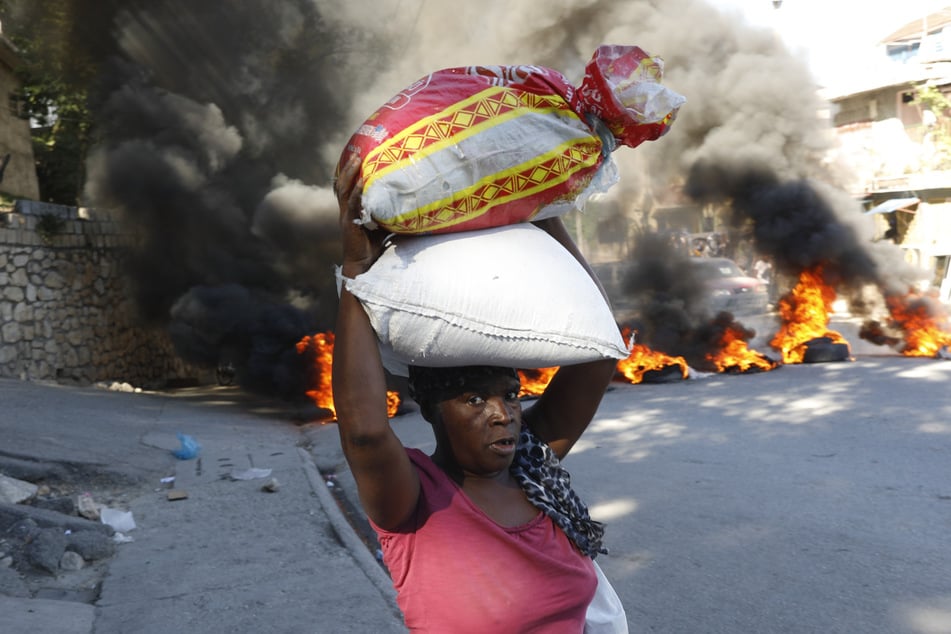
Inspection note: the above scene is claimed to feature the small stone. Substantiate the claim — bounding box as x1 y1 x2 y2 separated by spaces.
166 489 188 501
66 530 116 561
8 518 39 542
59 550 84 571
261 477 280 493
77 492 100 520
0 473 38 504
26 528 68 575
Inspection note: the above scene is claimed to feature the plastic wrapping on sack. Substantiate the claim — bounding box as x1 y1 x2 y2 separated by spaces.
337 45 684 236
341 223 631 377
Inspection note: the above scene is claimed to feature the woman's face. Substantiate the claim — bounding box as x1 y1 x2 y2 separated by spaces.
433 373 523 478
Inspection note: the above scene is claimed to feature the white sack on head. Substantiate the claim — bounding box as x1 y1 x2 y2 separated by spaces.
341 223 630 376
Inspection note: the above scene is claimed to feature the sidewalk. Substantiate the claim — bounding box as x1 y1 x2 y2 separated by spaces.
0 378 405 633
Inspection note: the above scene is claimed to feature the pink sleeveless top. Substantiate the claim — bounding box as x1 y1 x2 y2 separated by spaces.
371 448 596 633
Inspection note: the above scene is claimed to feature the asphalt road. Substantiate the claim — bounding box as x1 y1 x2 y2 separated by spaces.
390 347 951 634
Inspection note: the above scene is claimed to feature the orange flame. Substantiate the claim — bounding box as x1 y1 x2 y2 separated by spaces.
296 332 401 419
770 266 848 364
615 327 688 384
517 367 559 397
706 324 778 373
296 332 336 416
884 291 951 357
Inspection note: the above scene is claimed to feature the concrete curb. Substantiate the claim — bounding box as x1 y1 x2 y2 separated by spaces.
297 447 403 623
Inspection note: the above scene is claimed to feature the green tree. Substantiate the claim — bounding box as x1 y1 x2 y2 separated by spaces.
0 0 121 204
916 82 951 171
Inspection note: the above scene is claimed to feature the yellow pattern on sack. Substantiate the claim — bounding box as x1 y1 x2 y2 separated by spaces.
361 86 571 191
384 137 602 233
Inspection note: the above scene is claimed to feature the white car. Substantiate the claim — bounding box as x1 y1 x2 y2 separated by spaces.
690 257 770 315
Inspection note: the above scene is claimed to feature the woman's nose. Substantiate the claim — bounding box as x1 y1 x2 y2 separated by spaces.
487 396 516 423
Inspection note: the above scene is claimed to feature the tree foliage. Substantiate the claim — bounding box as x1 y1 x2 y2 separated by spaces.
0 0 122 204
916 81 951 171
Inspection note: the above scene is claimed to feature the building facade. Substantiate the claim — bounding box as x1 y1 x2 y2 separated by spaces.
827 7 951 301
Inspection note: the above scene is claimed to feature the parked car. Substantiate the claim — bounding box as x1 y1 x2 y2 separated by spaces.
690 257 769 315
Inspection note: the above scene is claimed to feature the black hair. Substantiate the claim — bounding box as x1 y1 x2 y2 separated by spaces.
407 365 520 416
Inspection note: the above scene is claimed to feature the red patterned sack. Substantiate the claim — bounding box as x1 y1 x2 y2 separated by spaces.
338 45 684 235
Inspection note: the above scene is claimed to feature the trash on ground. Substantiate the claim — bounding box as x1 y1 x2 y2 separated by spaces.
230 467 272 481
112 532 134 544
166 489 189 501
172 432 201 460
261 477 280 493
100 507 136 532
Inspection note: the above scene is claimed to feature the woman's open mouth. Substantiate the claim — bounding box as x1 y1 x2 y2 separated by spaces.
488 437 516 456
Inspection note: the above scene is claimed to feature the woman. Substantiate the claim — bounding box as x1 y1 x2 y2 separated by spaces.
332 156 618 632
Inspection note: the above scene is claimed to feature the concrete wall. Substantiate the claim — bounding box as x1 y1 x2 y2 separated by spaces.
0 201 207 387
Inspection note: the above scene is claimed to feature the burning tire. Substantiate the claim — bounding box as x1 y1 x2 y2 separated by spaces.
801 337 850 363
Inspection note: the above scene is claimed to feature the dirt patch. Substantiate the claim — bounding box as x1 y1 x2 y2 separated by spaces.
0 457 155 604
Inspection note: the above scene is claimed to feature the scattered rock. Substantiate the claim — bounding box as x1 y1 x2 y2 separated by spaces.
0 465 142 602
0 474 38 504
66 530 116 561
261 477 280 493
0 456 70 483
77 492 100 520
5 517 39 542
0 501 113 536
26 528 68 575
33 495 77 516
59 550 85 572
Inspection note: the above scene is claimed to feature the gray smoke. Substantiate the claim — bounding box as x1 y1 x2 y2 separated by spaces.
69 0 919 392
82 0 388 395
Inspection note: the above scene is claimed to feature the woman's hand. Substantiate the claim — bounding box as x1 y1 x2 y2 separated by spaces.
335 155 388 277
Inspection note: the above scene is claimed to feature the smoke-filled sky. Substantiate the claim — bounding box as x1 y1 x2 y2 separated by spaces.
20 0 924 392
709 0 948 88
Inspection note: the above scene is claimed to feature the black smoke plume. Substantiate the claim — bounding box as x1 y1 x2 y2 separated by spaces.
16 0 925 390
78 0 388 395
685 159 880 288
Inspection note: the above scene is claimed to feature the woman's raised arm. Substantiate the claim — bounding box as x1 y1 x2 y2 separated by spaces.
524 216 618 459
331 157 419 530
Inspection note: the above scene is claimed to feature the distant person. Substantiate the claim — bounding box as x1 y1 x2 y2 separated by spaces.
331 157 621 632
753 255 779 306
753 256 772 283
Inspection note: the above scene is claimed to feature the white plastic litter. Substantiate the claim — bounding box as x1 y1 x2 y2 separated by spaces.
231 468 273 481
100 507 136 533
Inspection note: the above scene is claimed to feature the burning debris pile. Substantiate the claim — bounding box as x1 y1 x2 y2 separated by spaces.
27 0 947 410
770 267 851 364
296 332 401 420
861 291 951 359
616 343 689 384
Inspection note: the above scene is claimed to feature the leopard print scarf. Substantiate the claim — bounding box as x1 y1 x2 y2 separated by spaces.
511 424 606 558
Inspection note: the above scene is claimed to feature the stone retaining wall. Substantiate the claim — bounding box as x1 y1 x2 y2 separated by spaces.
0 201 207 387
